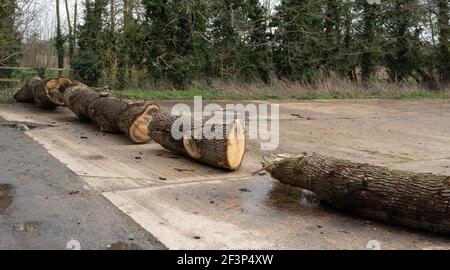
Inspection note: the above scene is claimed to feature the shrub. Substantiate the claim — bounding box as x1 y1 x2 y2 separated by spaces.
71 49 103 85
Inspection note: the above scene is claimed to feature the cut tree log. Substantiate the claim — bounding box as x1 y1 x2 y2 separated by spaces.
63 82 112 120
13 76 40 103
34 78 66 108
261 153 450 235
63 82 160 143
149 113 246 170
14 76 72 109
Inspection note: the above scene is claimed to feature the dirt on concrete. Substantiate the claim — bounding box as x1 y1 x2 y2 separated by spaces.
0 118 166 250
0 184 13 214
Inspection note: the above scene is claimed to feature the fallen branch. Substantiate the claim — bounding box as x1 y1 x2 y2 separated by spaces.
63 82 160 143
262 153 450 235
149 113 246 170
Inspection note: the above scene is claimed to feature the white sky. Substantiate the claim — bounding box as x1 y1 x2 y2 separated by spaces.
23 0 279 39
20 0 82 39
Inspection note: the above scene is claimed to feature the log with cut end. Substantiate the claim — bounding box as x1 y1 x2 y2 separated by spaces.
34 78 66 108
63 82 160 143
14 77 72 109
13 76 40 103
149 113 246 170
262 153 450 235
116 101 160 143
63 82 112 120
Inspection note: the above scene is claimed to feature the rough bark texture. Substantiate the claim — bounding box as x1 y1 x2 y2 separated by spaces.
264 153 450 235
63 82 159 143
14 77 71 109
13 76 40 103
149 113 246 170
63 82 110 120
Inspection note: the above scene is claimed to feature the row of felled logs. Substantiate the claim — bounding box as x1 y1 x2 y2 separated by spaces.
62 82 246 170
62 81 160 144
14 77 247 170
15 77 450 236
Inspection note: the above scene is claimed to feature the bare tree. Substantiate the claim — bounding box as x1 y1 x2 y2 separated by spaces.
74 0 78 54
65 0 74 60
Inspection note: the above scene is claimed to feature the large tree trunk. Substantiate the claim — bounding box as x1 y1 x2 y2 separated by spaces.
262 153 450 235
55 0 64 76
149 113 246 170
437 0 450 83
14 77 71 109
63 82 160 143
62 81 106 120
13 76 40 103
64 0 74 60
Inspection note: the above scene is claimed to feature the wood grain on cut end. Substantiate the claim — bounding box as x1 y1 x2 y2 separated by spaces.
183 134 201 160
32 78 68 109
224 120 246 170
128 103 161 144
151 113 247 171
64 83 159 144
14 76 70 109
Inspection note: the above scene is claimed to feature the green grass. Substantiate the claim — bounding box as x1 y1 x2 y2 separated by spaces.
393 91 450 99
115 88 276 100
9 68 71 82
116 88 450 101
1 87 449 104
307 91 450 100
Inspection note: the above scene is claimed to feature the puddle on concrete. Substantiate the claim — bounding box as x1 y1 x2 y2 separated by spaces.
298 189 321 207
106 242 142 250
13 221 40 232
267 181 321 210
0 184 13 214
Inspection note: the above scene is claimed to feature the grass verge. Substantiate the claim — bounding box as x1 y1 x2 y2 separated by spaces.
115 89 274 100
115 88 450 101
2 86 449 104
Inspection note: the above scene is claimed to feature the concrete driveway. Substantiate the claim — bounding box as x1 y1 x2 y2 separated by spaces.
0 99 449 249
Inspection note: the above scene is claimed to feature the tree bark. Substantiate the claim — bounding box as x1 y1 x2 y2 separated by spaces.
63 81 112 120
263 152 450 235
13 76 41 103
63 82 160 143
437 0 450 83
73 0 78 54
149 113 246 170
14 77 71 109
55 0 64 75
361 1 377 86
64 0 74 60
